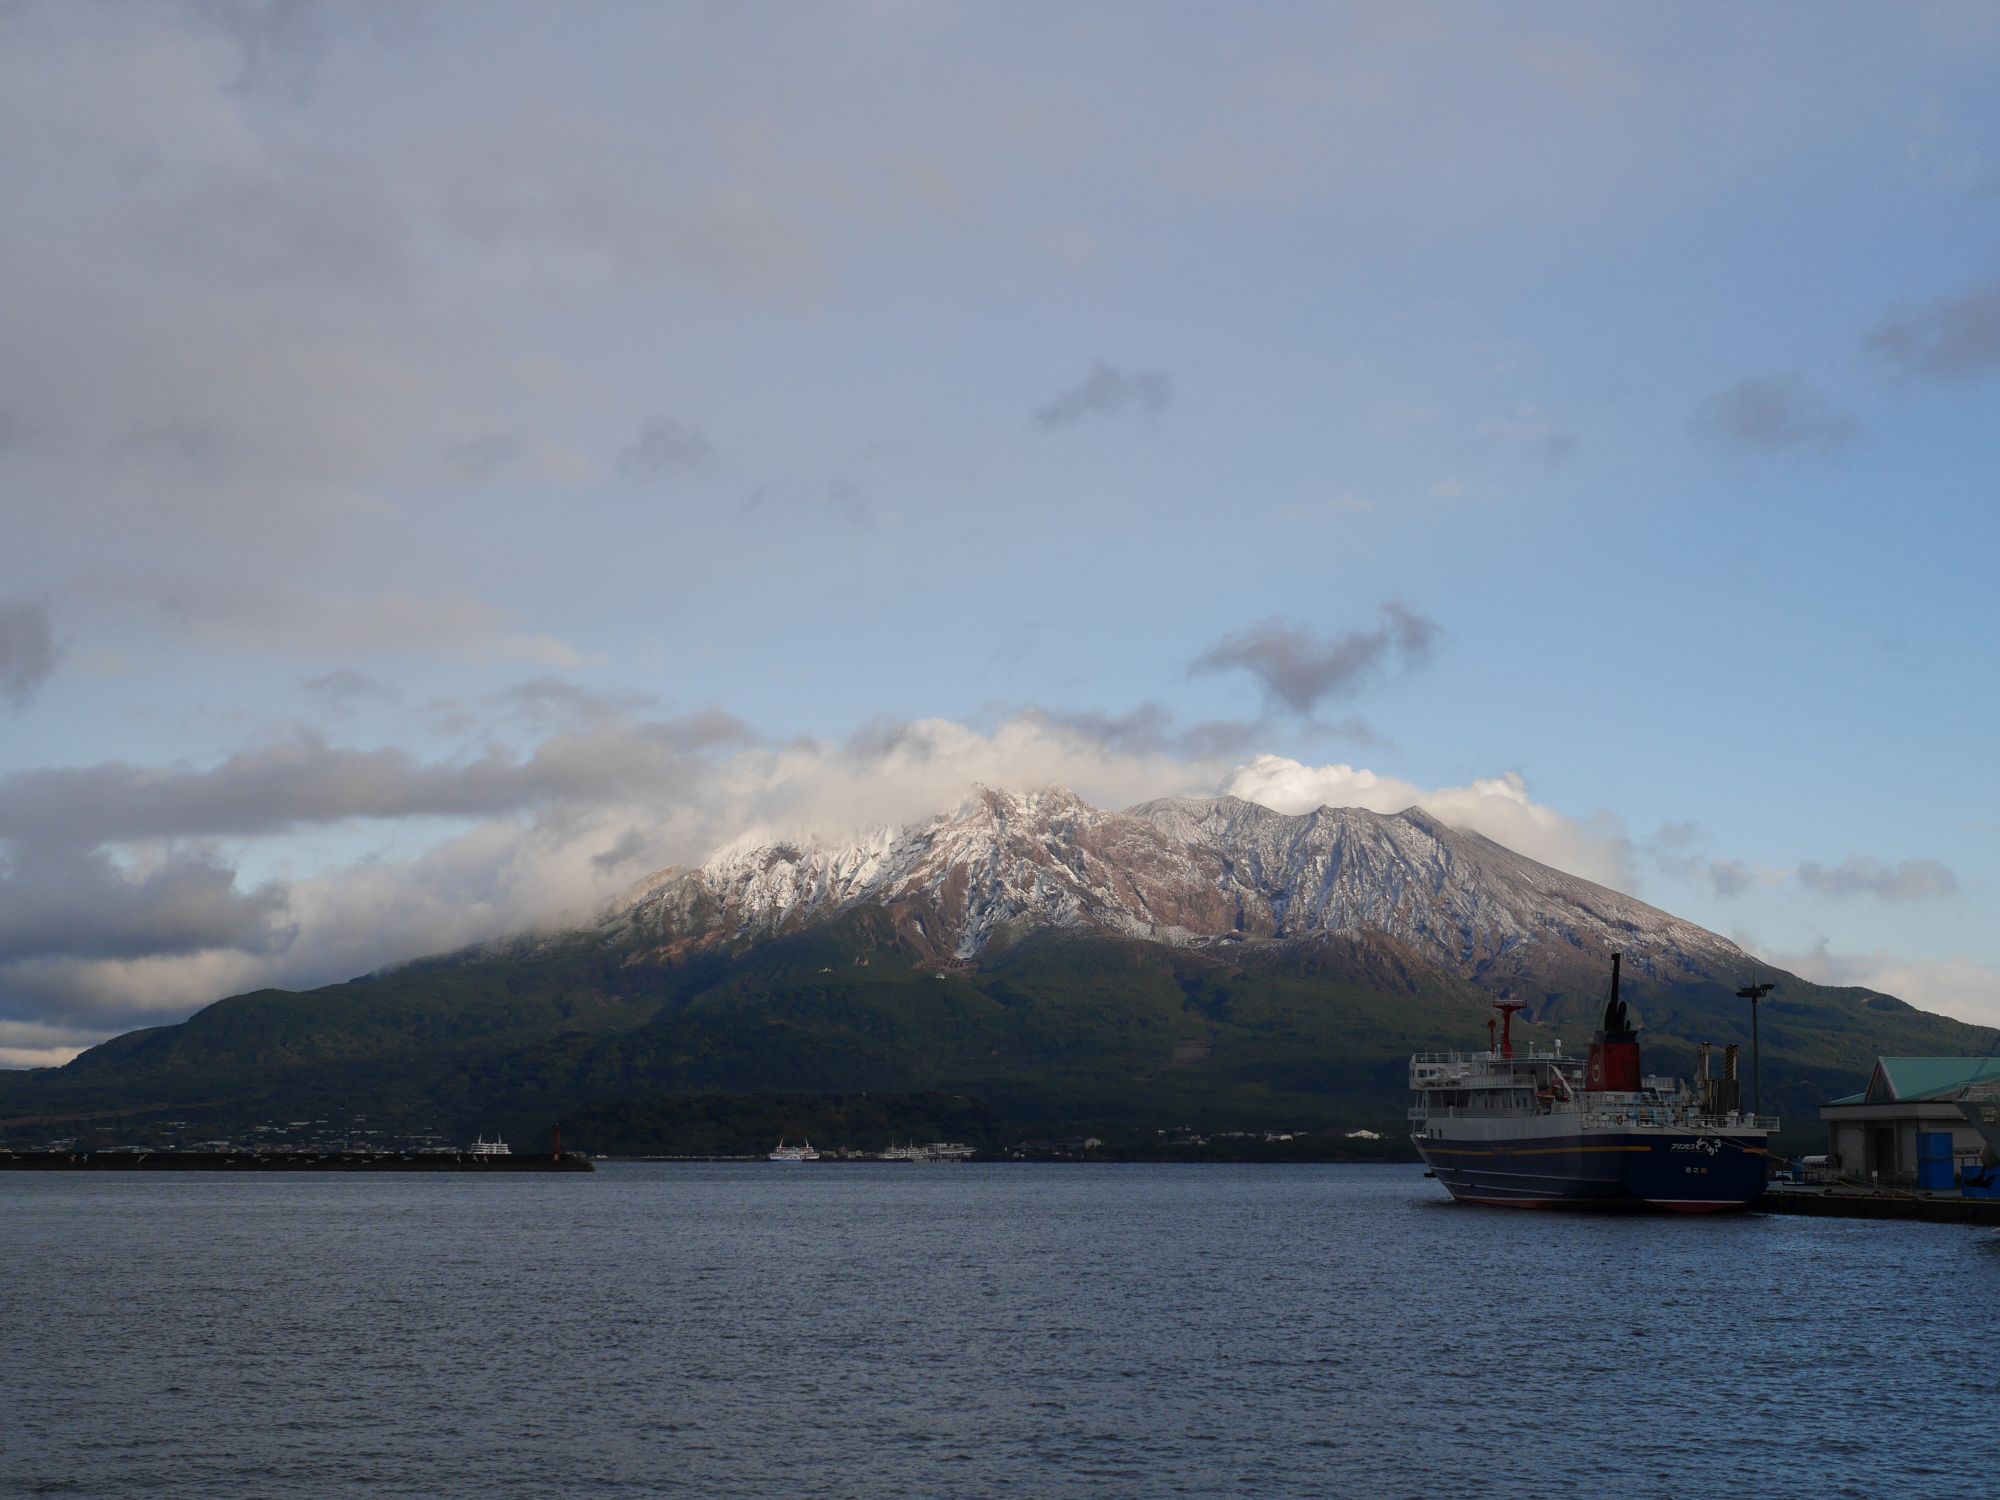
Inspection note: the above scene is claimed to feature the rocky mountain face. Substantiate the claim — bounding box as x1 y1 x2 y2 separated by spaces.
600 785 1751 1000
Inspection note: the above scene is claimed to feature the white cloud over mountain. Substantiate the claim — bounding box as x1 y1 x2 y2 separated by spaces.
1220 754 1630 890
0 711 1630 1059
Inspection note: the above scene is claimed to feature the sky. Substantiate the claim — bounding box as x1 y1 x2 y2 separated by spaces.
2 0 1998 1066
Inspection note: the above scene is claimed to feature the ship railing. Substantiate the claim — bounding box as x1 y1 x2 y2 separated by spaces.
1410 1049 1568 1065
1406 1104 1548 1122
1402 1098 1776 1131
1571 1107 1781 1132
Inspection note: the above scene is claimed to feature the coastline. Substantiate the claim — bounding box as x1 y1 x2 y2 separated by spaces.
0 1150 593 1172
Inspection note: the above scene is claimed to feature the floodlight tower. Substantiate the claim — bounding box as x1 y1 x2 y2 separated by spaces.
1736 981 1775 1117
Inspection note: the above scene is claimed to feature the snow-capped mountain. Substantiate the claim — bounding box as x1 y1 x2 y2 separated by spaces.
601 785 1750 991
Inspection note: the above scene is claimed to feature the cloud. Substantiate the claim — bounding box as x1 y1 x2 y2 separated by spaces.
1690 373 1859 453
488 677 674 729
0 845 292 965
0 598 62 708
1189 603 1438 714
0 711 1235 1041
1704 859 1755 897
1649 820 1759 897
0 3 859 599
1795 855 1959 901
1010 704 1261 760
590 826 658 873
0 715 749 848
300 668 395 713
1220 753 1631 890
108 416 234 475
143 581 585 667
618 415 714 478
195 0 421 101
449 432 595 484
1867 273 2000 379
738 474 878 527
1652 826 1956 903
1031 361 1173 428
1755 940 2000 1030
1477 404 1576 465
449 432 525 481
0 705 1653 1051
0 1017 114 1071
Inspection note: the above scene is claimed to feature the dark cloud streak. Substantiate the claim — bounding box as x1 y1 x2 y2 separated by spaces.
1032 362 1173 428
1796 855 1958 901
0 598 62 709
1189 604 1438 715
1868 274 2000 380
1690 373 1857 453
1012 704 1260 760
618 415 714 478
0 714 748 849
738 474 877 527
1650 820 1754 897
301 668 395 712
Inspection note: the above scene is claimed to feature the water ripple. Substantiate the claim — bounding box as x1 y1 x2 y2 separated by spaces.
2 1164 1994 1498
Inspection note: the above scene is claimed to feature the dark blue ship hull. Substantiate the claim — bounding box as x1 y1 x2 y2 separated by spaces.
1414 1131 1768 1211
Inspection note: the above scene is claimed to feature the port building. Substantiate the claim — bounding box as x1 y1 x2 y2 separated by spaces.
1820 1057 2000 1186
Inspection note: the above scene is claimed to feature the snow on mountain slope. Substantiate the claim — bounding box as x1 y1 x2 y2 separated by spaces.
596 788 1752 988
598 785 1751 989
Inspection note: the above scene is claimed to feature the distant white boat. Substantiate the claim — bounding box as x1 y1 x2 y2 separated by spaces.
769 1138 820 1162
469 1135 511 1157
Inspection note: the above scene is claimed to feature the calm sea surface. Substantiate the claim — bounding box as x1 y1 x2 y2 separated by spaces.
3 1163 1994 1499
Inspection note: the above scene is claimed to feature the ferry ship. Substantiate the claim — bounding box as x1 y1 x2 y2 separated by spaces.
1410 954 1775 1211
769 1138 821 1162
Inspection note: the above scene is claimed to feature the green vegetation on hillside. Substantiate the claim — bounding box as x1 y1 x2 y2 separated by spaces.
1 906 1990 1155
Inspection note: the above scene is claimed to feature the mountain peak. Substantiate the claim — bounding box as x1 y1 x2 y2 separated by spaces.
957 782 1093 822
603 781 1743 988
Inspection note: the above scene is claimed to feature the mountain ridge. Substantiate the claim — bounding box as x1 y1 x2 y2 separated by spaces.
594 783 1748 999
1 782 1988 1152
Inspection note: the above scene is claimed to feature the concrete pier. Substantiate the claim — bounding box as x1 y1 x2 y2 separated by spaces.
1759 1182 2000 1224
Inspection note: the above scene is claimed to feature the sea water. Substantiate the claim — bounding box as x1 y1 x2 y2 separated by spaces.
3 1163 1992 1498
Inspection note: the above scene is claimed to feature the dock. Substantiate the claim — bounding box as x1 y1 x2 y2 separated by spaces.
1758 1182 2000 1224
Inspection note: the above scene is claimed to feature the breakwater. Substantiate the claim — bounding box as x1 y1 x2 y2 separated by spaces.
0 1150 593 1172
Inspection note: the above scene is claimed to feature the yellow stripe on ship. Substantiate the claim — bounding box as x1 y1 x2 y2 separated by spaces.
1421 1144 1653 1157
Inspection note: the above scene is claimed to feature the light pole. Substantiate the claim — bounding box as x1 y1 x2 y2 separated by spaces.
1736 981 1774 1117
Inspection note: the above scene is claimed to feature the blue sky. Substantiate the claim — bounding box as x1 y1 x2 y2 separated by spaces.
2 1 1997 1064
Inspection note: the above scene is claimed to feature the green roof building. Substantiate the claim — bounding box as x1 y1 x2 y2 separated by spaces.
1820 1057 2000 1185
